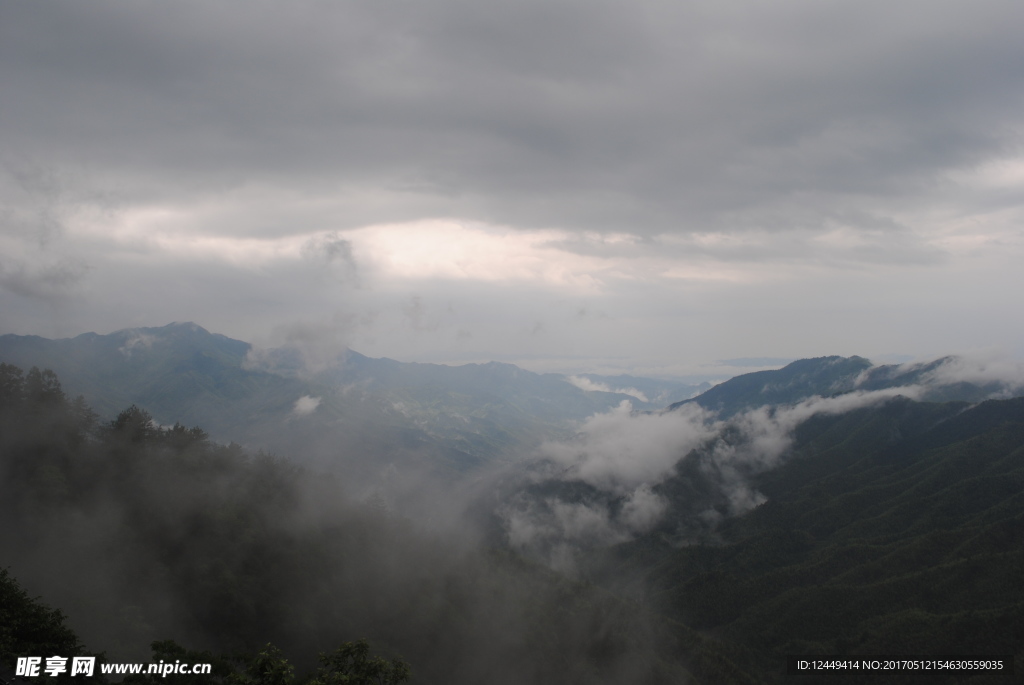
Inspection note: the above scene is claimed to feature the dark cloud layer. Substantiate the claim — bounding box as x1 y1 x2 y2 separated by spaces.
4 0 1024 233
2 0 1024 369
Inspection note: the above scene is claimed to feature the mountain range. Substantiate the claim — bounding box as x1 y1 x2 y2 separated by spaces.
2 324 1023 681
671 354 1021 418
608 395 1024 680
3 324 1020 483
0 323 705 478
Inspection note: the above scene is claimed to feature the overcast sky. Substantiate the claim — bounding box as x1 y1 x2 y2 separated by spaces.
3 0 1024 377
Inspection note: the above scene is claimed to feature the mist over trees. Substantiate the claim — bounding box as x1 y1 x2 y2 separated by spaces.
0 363 720 684
3 358 1022 683
6 0 1024 680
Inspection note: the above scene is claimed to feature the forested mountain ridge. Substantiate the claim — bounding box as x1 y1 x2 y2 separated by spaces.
0 322 308 438
6 325 1015 481
4 348 1023 683
668 356 873 417
671 355 1024 418
599 396 1024 681
1 362 754 684
0 324 700 477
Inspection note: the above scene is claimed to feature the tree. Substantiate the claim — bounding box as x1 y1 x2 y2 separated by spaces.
229 644 294 685
0 568 94 672
134 640 410 685
0 363 24 408
24 367 66 407
309 640 410 685
110 405 157 444
165 422 209 449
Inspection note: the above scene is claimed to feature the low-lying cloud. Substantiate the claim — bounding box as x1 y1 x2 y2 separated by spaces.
292 395 322 416
541 400 716 492
244 316 363 378
500 376 962 568
565 376 650 403
913 352 1024 391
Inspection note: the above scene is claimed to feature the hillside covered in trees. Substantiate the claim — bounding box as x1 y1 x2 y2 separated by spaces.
593 397 1024 682
2 362 1022 683
0 363 747 684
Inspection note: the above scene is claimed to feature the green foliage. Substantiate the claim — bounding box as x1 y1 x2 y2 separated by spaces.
110 405 158 444
0 362 24 407
618 397 1024 682
0 568 97 675
121 640 408 685
230 644 295 685
8 362 1022 683
0 364 705 684
308 640 410 685
24 367 67 407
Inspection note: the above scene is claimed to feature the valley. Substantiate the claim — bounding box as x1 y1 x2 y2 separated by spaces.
2 326 1022 683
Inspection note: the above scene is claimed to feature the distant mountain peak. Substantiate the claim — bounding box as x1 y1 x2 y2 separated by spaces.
112 321 213 337
673 353 1024 417
671 355 875 417
166 321 209 333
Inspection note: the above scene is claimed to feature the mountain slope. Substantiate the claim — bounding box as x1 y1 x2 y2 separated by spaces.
611 397 1024 681
0 323 685 478
0 322 268 419
671 355 1023 418
668 356 874 417
0 362 759 685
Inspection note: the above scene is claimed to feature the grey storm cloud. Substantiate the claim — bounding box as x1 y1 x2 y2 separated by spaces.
3 0 1024 370
0 257 89 301
4 0 1024 236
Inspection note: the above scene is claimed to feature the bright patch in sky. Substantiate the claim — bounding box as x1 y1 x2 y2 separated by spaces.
3 0 1024 374
350 221 606 290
